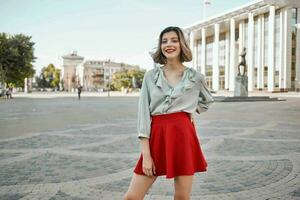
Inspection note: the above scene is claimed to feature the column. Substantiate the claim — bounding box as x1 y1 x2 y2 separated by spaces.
213 23 220 91
229 18 236 91
268 5 275 92
279 9 284 90
201 28 206 75
257 15 263 90
296 8 300 91
193 37 197 70
239 20 245 62
283 7 292 90
225 31 230 89
248 13 254 91
260 15 265 90
195 39 199 71
189 31 196 69
24 78 28 93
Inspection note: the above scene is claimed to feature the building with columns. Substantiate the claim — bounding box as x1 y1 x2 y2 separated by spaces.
184 0 300 92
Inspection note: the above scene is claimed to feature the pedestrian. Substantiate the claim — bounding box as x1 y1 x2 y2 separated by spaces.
5 88 9 99
9 86 13 99
77 85 82 100
6 87 12 99
124 26 214 200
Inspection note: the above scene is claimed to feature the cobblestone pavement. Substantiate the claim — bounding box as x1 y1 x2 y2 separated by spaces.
0 97 299 200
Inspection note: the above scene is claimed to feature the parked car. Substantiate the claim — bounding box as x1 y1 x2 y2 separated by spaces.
0 87 5 97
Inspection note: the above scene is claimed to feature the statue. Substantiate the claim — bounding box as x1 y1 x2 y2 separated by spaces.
238 47 247 76
234 47 248 97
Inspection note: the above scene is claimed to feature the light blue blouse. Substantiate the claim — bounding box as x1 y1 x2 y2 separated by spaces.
137 66 214 139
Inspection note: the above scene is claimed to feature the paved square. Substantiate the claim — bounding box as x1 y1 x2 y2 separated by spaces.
0 96 299 199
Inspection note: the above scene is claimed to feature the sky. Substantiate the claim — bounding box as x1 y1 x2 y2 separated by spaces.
0 0 250 74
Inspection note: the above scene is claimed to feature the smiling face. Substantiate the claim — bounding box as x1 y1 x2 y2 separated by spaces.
160 31 181 62
152 26 192 65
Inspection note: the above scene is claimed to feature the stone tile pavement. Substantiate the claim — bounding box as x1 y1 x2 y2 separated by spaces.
0 96 299 199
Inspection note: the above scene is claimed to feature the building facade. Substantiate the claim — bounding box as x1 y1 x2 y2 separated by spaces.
79 60 139 91
62 52 140 91
62 51 84 92
185 0 300 92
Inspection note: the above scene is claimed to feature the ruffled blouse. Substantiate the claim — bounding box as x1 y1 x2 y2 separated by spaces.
137 66 214 139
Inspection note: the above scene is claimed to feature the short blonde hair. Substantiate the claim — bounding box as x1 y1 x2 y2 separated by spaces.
152 26 192 65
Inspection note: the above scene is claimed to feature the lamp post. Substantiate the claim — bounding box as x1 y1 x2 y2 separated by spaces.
108 67 111 97
66 73 69 92
295 23 300 91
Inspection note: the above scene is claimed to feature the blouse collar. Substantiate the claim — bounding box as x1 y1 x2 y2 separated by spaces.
152 65 199 98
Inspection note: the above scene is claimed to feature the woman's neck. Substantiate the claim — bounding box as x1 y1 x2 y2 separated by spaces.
165 58 185 71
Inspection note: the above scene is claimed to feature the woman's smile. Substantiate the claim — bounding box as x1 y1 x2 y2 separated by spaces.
165 47 176 54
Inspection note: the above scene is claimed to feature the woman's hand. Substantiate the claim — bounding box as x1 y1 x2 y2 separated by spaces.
142 153 156 176
188 113 194 123
189 113 199 135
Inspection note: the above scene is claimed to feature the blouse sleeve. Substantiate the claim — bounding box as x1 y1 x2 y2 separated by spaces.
196 74 214 114
137 71 152 140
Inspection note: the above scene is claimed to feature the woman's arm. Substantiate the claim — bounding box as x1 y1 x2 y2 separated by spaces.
137 71 156 176
140 138 156 176
188 113 198 135
196 74 214 114
137 71 152 139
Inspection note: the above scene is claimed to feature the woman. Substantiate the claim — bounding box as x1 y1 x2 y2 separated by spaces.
124 26 214 200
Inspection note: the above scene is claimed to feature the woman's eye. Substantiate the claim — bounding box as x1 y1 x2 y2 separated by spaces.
162 39 178 44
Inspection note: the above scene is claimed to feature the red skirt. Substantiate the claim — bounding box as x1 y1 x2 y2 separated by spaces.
133 111 207 179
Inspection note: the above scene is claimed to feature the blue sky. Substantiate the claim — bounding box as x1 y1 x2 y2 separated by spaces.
0 0 249 74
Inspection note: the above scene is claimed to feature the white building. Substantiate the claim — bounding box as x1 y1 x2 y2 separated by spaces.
185 0 300 92
62 51 84 92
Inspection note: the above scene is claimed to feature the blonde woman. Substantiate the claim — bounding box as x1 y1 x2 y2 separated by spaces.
124 26 214 200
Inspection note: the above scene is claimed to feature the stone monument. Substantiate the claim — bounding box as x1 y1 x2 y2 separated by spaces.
234 47 248 97
214 49 284 102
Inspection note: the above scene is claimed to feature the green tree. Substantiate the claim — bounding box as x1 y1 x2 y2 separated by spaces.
52 68 61 89
0 33 36 88
36 64 61 90
111 69 145 91
35 73 47 89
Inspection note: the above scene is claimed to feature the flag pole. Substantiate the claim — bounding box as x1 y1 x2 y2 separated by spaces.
203 0 206 20
203 0 211 20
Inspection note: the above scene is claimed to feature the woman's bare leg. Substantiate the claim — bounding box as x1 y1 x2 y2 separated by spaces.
123 173 157 200
174 175 194 200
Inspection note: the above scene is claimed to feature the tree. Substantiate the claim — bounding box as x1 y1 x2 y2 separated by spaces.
36 64 61 90
0 33 36 88
111 69 145 91
52 68 61 89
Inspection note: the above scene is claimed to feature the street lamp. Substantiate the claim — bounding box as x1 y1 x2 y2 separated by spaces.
132 76 136 89
104 61 111 97
66 73 69 92
108 66 111 97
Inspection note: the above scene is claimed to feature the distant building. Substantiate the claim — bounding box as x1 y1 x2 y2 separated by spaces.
62 51 84 92
184 0 300 92
62 51 140 91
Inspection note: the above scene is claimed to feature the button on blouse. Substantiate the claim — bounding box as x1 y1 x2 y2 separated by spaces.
137 66 214 139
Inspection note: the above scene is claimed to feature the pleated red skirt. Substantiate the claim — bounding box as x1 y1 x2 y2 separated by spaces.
133 111 207 179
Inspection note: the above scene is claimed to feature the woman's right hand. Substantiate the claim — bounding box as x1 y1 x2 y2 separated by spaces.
142 153 156 176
